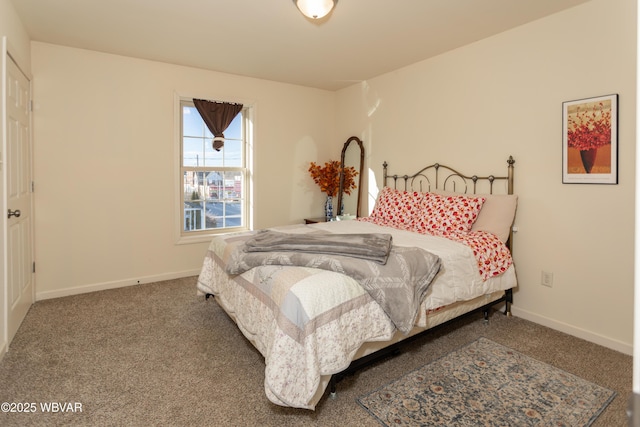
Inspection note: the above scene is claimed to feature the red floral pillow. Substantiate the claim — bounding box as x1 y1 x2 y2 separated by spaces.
413 193 485 235
369 187 424 230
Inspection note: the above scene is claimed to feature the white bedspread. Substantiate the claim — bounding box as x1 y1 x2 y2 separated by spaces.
196 221 517 409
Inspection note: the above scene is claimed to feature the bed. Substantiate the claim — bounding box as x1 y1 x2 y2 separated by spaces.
196 156 517 410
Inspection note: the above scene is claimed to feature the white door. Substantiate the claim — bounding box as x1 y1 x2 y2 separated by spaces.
5 53 33 344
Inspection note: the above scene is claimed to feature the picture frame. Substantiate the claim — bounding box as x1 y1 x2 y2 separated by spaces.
562 94 618 184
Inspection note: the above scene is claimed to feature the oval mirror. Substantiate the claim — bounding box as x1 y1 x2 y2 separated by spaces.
337 136 364 218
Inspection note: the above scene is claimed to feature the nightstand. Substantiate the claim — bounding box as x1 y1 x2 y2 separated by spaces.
304 217 328 224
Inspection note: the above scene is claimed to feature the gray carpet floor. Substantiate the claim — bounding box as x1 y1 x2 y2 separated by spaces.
0 277 631 426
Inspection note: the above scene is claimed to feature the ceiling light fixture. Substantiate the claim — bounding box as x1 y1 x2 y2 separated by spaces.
294 0 336 20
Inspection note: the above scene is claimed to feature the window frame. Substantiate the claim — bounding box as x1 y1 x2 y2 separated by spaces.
175 95 253 245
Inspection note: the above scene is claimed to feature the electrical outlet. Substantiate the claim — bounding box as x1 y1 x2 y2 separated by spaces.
541 271 553 287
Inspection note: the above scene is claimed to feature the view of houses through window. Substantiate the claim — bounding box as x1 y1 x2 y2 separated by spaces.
181 99 250 235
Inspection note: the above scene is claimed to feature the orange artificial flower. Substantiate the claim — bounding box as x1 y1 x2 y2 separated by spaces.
308 160 358 197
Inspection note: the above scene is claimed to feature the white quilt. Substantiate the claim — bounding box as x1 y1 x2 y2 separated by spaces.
196 221 517 409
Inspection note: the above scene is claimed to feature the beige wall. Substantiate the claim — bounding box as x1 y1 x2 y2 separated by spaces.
31 42 337 298
336 0 636 354
0 0 30 71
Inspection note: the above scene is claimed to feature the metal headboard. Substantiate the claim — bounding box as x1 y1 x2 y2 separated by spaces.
383 156 515 195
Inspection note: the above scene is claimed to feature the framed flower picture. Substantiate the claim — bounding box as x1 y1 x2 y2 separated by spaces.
562 94 618 184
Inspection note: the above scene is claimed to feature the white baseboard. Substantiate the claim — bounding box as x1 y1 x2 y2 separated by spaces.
0 340 6 360
35 269 201 301
511 306 633 356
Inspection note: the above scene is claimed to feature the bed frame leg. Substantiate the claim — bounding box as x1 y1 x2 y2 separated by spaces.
483 308 490 323
504 289 513 317
329 376 337 399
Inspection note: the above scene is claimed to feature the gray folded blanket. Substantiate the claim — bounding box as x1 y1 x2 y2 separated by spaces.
244 230 393 265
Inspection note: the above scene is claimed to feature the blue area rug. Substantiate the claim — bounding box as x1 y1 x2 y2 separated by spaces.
357 337 615 426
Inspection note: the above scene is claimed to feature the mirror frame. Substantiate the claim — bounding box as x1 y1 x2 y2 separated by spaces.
337 136 365 218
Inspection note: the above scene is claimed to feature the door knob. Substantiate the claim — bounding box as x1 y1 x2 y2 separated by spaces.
7 209 21 218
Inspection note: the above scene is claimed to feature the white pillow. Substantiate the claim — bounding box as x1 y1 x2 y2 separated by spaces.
432 190 517 242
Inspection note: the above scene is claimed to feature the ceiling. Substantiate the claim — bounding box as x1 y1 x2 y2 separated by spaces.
10 0 592 91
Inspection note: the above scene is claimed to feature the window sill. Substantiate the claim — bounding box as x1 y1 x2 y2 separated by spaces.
176 228 249 245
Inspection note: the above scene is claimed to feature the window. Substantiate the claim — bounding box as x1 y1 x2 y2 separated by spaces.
179 99 252 240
